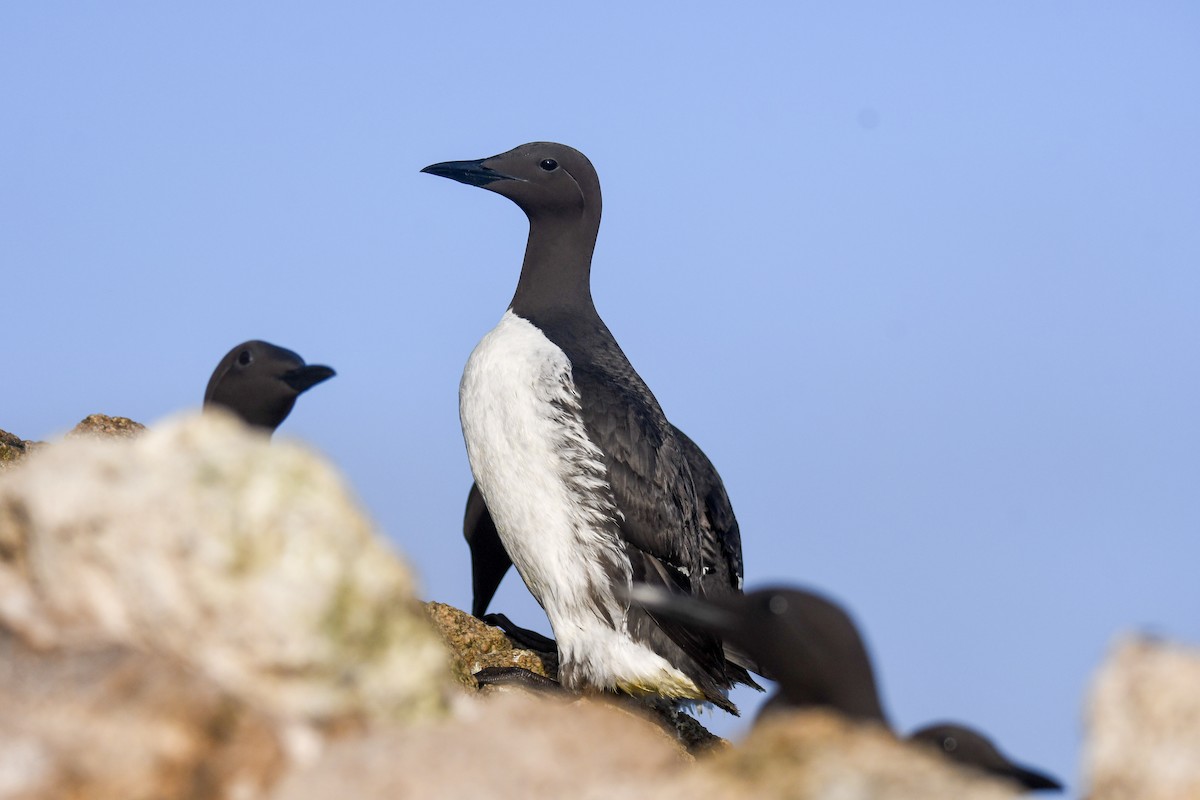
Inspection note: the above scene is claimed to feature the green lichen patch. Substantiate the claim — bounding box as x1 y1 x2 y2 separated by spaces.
424 601 557 688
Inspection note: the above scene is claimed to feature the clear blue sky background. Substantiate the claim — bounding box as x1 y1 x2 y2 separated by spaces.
3 4 1197 793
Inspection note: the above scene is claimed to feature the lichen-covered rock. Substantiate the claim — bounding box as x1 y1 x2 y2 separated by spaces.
1084 636 1200 800
67 413 146 439
0 429 39 471
0 412 1122 798
423 601 724 754
424 601 557 688
0 411 450 727
0 430 23 469
2 415 136 473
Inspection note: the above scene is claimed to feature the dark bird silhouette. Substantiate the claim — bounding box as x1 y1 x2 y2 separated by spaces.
423 142 756 712
463 482 507 619
204 340 335 433
629 584 1062 792
911 723 1063 791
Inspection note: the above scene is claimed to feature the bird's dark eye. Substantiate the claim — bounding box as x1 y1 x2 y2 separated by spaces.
539 159 558 171
943 737 958 752
237 350 253 366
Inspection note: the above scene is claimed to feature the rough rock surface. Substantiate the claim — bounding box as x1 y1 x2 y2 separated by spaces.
669 711 1023 799
425 600 557 688
4 411 1197 799
67 414 146 439
0 632 285 800
270 691 693 800
1084 636 1200 800
271 701 1026 800
0 412 450 798
424 601 723 755
0 430 39 471
1 411 141 471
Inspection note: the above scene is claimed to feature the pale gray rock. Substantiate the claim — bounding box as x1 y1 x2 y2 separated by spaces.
0 410 1115 799
273 698 1026 800
270 691 692 800
0 631 284 800
0 411 451 797
664 710 1023 800
1084 636 1200 800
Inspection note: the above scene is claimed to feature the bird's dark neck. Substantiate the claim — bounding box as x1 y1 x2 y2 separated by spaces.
833 688 890 727
774 665 892 728
508 210 601 323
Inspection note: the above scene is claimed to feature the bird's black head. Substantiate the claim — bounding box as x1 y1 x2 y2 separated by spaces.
732 588 889 723
910 723 1063 792
422 142 602 224
627 584 888 723
203 340 336 433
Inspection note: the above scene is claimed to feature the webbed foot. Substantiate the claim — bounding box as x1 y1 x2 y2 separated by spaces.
473 666 569 698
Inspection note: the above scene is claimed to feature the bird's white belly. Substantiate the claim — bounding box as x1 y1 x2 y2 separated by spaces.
459 310 699 696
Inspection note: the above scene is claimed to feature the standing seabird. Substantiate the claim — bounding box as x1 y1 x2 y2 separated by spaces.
204 340 336 433
629 585 1063 792
423 142 755 711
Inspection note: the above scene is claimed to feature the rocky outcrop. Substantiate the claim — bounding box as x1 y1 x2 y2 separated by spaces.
0 633 285 799
1 413 1197 798
0 430 39 471
1 412 142 471
425 601 557 688
66 414 146 439
269 691 693 800
669 711 1022 799
424 601 723 755
1083 637 1200 800
269 700 1027 800
0 412 450 798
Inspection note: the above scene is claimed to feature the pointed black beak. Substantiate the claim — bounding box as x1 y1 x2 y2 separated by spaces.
625 584 743 639
281 364 336 394
421 158 514 187
1010 765 1064 792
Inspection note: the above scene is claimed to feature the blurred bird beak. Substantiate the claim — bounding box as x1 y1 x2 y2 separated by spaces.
282 365 336 394
625 584 742 638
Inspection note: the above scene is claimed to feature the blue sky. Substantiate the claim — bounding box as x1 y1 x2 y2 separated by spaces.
3 3 1198 792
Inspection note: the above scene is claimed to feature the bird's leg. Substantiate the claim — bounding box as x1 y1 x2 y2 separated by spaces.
482 613 558 653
